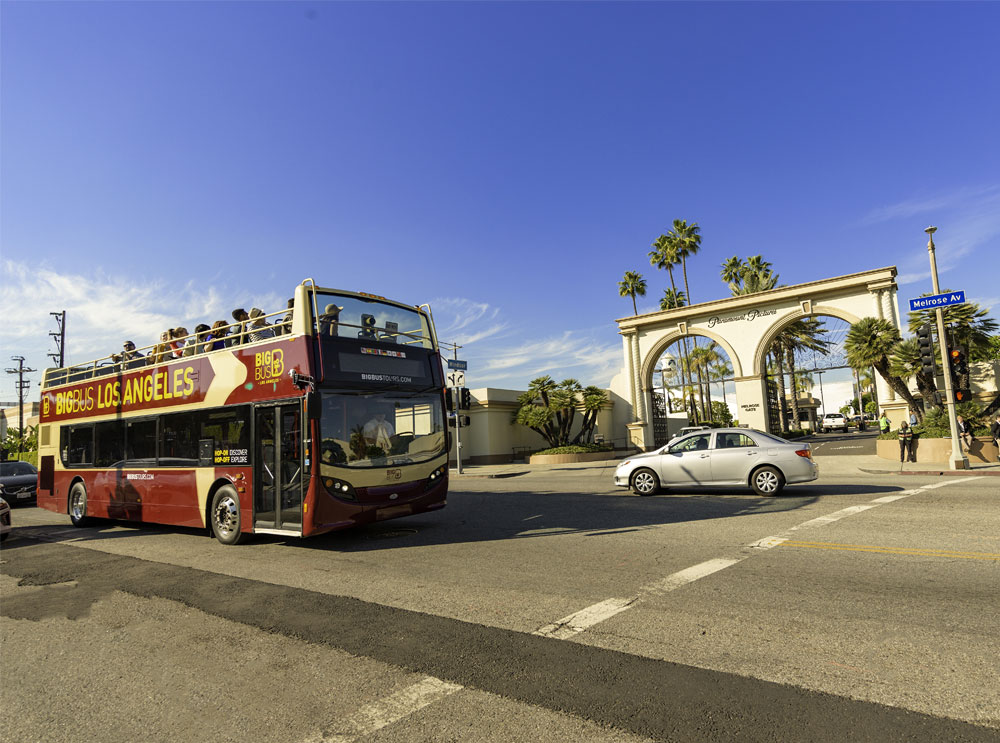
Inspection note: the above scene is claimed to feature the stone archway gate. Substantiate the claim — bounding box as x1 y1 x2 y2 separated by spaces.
611 267 904 450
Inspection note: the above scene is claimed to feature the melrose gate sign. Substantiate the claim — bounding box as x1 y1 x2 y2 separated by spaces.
609 266 906 450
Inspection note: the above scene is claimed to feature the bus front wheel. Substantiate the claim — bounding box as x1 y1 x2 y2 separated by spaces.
69 483 92 528
211 486 247 545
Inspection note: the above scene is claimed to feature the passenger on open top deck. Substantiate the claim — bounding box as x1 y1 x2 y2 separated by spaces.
248 308 275 342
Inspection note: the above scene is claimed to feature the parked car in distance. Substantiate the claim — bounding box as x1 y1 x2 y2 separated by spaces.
669 425 711 440
0 460 37 504
0 497 10 542
821 412 849 433
614 427 818 497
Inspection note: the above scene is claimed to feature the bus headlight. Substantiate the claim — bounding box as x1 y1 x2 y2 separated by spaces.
426 465 447 489
322 477 357 501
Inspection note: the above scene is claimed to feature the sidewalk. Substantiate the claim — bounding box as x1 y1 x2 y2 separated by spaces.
450 454 1000 479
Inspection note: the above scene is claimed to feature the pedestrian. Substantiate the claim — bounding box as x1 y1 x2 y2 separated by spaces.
956 415 973 452
879 411 891 435
898 422 914 463
990 414 1000 462
909 409 918 426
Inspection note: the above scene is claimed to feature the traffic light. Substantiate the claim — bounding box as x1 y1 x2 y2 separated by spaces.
459 387 472 410
448 414 471 428
359 313 376 339
949 345 971 404
917 323 935 378
949 347 969 377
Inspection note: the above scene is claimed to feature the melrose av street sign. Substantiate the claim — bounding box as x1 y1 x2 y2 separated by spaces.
909 290 965 312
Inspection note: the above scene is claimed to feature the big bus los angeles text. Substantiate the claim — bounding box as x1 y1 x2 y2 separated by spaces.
35 281 449 544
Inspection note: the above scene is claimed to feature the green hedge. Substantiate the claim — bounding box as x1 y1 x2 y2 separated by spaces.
533 444 613 456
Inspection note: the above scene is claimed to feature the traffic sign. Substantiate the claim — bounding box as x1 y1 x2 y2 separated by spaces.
446 370 465 388
909 290 965 312
446 359 468 371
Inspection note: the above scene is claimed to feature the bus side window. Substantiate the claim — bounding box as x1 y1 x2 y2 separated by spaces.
61 425 94 466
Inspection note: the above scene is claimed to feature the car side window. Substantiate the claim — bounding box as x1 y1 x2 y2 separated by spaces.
716 433 758 449
672 434 711 452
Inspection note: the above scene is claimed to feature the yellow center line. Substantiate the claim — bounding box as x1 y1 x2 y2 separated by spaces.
780 540 1000 561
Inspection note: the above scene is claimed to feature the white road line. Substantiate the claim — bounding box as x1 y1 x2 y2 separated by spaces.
534 597 635 639
304 676 463 743
642 558 744 596
533 477 982 640
920 476 983 489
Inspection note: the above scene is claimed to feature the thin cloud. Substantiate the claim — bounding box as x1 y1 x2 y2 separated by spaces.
860 184 1000 226
0 260 283 397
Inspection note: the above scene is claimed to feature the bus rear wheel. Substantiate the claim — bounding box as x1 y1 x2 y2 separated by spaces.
211 486 247 545
69 483 92 528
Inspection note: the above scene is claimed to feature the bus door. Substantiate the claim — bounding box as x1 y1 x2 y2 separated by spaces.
253 402 303 533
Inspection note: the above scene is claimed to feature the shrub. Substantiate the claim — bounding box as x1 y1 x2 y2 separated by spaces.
533 444 612 456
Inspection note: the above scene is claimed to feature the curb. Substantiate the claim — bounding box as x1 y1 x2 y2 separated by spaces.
859 467 1000 477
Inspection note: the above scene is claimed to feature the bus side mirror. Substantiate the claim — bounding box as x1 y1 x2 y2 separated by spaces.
306 390 322 420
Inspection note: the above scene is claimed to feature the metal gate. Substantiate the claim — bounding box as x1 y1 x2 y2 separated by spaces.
652 392 670 447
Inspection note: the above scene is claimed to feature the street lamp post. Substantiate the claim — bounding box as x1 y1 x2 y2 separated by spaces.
814 369 826 417
925 227 968 470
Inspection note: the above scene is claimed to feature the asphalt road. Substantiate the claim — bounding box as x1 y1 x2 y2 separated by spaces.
2 464 998 742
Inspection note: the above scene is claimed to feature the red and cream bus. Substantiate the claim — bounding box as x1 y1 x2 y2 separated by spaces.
35 281 449 544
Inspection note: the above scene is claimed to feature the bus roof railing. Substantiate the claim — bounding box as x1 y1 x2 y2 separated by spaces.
41 293 437 389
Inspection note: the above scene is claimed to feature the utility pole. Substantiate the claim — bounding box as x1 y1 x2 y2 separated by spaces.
49 311 67 367
5 356 37 458
925 226 968 470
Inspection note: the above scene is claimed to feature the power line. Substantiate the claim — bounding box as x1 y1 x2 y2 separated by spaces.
4 356 37 458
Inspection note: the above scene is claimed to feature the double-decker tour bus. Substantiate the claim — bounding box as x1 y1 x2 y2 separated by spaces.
35 280 449 544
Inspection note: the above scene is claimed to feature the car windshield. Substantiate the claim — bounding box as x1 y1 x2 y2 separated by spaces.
0 461 36 476
318 389 446 469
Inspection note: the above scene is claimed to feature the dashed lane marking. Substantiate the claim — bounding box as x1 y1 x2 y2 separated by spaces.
303 676 463 743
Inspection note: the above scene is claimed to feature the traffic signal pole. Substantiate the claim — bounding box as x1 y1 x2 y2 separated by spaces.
925 227 968 470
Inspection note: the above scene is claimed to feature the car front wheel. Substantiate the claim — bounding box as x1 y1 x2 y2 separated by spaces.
631 468 660 496
751 466 785 496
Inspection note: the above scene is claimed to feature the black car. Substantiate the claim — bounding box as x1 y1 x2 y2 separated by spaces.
0 460 37 505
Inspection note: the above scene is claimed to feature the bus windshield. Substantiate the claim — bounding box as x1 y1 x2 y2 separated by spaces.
318 390 446 469
312 291 433 349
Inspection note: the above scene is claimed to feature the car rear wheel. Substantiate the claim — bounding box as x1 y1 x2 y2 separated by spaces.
69 482 92 527
631 468 660 496
751 466 785 496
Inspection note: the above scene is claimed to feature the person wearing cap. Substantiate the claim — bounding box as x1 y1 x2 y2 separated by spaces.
228 309 249 347
319 303 342 336
248 308 275 343
122 340 145 369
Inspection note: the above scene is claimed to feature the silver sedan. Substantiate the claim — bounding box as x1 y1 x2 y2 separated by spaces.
613 428 818 496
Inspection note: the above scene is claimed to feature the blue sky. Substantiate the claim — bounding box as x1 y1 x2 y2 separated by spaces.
2 1 998 405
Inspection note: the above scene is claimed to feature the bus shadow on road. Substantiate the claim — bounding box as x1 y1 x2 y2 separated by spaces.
289 482 904 552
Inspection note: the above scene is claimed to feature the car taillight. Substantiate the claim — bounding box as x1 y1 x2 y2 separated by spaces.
795 449 812 459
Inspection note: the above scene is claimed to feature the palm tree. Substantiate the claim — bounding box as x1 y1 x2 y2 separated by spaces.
618 271 646 315
659 288 687 311
649 234 681 296
572 386 609 444
721 255 779 295
890 338 938 413
668 219 701 304
778 318 830 429
844 317 922 418
689 343 724 421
